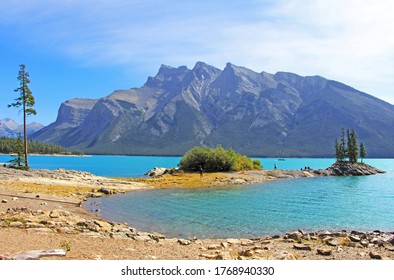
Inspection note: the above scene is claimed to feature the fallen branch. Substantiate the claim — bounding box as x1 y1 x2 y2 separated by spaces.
11 249 67 260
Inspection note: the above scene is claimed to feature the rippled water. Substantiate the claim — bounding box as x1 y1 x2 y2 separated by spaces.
84 159 394 238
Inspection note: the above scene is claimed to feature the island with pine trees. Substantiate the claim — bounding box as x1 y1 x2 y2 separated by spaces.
327 128 385 176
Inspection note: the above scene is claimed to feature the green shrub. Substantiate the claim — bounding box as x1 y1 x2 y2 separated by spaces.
178 146 262 172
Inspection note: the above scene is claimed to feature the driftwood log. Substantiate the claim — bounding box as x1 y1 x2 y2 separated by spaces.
9 249 67 260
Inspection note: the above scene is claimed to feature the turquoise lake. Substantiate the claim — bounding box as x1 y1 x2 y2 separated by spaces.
1 155 393 238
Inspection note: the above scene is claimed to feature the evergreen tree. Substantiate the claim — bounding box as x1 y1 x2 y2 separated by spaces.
335 128 361 163
348 129 359 163
9 133 26 168
335 139 344 162
8 64 37 169
340 128 347 161
359 142 366 163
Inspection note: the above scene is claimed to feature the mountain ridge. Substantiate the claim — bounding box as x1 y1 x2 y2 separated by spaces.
0 118 44 138
32 62 394 157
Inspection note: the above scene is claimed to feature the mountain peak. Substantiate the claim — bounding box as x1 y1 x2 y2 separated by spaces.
0 118 44 138
32 61 394 157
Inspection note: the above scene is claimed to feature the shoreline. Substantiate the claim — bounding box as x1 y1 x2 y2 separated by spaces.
1 165 392 260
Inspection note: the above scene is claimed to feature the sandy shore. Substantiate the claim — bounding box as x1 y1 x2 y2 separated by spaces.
1 166 393 260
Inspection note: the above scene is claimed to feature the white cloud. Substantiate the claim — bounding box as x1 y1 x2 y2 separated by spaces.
1 0 394 103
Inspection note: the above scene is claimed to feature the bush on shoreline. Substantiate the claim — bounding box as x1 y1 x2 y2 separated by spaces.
178 146 262 172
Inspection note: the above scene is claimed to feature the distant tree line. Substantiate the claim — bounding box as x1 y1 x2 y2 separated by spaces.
0 136 83 157
178 146 262 172
335 128 366 163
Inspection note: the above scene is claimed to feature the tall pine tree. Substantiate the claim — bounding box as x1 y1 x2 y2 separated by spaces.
359 142 366 163
8 64 37 169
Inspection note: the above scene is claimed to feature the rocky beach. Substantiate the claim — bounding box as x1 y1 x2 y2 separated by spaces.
1 164 392 260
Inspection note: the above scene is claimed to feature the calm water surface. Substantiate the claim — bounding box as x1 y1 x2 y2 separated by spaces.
0 155 335 177
83 158 393 238
1 155 393 238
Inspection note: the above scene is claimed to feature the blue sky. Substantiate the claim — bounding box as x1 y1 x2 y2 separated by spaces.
1 0 394 125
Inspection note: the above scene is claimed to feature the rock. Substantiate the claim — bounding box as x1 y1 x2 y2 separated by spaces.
226 238 241 245
219 250 237 260
178 239 191 245
275 251 297 260
369 251 382 260
25 222 44 228
349 235 361 242
360 240 369 248
208 244 222 250
145 167 167 177
241 240 254 246
49 210 60 218
11 197 18 201
221 241 229 248
26 228 54 234
317 248 332 256
10 221 24 228
93 220 112 232
286 230 303 242
370 237 379 244
89 193 103 198
240 249 255 257
199 253 219 259
384 245 394 252
98 188 112 195
149 232 166 241
293 243 312 251
327 162 385 176
318 230 333 238
1 199 8 203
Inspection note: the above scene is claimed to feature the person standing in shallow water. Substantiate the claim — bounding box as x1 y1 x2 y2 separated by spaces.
274 164 277 170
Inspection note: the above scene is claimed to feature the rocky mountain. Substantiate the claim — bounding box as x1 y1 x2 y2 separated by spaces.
0 118 44 138
32 62 394 157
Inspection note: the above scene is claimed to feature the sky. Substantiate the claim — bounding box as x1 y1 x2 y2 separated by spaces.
1 0 394 125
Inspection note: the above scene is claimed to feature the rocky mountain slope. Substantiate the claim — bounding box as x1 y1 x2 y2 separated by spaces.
0 118 44 138
32 62 394 157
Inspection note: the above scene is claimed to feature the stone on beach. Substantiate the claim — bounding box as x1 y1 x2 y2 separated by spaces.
178 239 191 245
293 243 312 251
317 248 332 256
369 251 382 260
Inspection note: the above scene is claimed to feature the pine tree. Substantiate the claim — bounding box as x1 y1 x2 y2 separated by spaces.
360 142 366 163
8 64 37 169
9 133 26 168
335 139 344 162
340 128 347 161
348 129 359 163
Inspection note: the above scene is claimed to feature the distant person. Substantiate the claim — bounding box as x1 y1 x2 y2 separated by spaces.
199 165 204 179
274 164 277 170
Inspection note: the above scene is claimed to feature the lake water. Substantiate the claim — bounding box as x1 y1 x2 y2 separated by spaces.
1 155 393 238
0 154 336 177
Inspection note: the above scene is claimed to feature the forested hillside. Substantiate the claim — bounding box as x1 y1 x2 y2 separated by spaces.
0 137 83 155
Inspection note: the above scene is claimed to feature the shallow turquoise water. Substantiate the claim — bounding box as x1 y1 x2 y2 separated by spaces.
83 158 393 238
0 154 335 177
1 154 393 238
